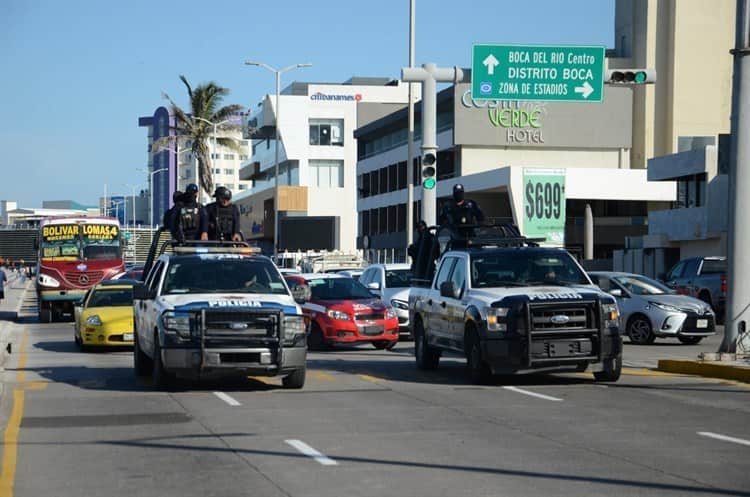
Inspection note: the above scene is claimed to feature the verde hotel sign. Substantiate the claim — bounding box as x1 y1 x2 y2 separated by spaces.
461 90 546 144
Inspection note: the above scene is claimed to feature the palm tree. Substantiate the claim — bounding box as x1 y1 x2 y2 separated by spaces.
158 75 245 198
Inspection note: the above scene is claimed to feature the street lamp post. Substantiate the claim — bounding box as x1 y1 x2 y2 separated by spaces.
244 60 311 257
122 183 141 227
138 167 168 228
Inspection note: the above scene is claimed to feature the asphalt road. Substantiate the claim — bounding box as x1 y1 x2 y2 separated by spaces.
1 309 748 497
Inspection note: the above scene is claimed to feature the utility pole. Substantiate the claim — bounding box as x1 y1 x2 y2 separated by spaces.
722 0 750 353
401 63 465 226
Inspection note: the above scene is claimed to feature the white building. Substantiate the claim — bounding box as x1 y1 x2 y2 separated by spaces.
236 77 412 254
355 83 676 263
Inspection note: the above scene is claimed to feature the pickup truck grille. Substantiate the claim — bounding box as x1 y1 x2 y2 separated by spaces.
531 307 589 331
526 301 600 366
201 310 281 345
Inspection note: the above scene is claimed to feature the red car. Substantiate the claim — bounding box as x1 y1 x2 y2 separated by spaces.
285 274 399 350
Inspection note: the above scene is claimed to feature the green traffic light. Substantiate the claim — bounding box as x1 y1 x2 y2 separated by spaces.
634 71 647 83
423 178 436 190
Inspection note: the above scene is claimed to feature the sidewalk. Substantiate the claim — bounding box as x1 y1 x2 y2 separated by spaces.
0 273 32 368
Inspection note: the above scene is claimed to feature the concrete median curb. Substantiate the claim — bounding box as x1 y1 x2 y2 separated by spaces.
657 359 750 383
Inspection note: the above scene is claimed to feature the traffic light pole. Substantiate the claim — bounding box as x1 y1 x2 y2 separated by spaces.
722 0 750 353
402 63 465 226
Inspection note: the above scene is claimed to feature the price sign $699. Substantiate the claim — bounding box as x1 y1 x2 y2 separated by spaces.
525 180 563 221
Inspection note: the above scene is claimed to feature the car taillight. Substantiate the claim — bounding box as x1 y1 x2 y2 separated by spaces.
721 274 727 295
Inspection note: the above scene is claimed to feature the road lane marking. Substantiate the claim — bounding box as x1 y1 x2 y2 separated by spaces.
309 370 336 382
0 390 24 496
503 386 563 402
0 330 30 497
357 373 383 384
285 439 338 466
213 392 241 406
698 431 750 447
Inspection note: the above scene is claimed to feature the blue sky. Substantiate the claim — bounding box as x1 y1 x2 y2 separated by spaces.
0 0 614 208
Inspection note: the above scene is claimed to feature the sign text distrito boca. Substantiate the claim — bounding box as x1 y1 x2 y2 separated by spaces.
461 90 546 144
472 44 605 102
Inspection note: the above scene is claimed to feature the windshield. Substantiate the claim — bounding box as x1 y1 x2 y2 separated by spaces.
385 269 412 288
163 258 288 295
41 223 121 261
87 288 133 307
470 251 590 287
307 277 375 300
613 275 672 295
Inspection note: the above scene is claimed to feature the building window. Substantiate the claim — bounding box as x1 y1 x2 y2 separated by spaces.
387 205 397 233
388 164 397 192
370 170 379 196
378 207 387 234
224 168 235 175
309 160 343 187
362 210 370 236
238 184 247 190
370 209 379 235
397 161 407 190
379 165 388 193
239 154 249 160
211 153 221 160
213 168 221 174
309 119 344 146
397 203 406 232
223 154 235 160
676 174 707 208
359 173 370 198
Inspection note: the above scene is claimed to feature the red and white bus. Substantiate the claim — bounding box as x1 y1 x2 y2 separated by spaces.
36 216 125 322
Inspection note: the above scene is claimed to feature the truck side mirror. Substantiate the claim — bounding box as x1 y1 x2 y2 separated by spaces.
609 288 624 298
132 283 155 300
440 281 458 299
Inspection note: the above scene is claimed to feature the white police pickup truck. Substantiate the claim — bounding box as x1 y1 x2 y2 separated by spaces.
133 245 308 389
409 243 622 384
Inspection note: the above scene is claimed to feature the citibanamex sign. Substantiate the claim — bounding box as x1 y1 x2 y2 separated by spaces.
461 90 547 144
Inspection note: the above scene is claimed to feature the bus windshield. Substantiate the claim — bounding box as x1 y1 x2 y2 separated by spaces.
41 223 121 261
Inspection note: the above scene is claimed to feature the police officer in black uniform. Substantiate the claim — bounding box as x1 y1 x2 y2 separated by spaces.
202 186 241 241
162 190 182 231
170 183 206 242
439 184 485 231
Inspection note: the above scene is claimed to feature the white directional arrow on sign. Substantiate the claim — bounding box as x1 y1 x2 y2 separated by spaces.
483 54 500 75
574 81 594 99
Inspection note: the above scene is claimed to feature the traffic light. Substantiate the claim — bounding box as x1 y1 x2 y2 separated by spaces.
605 68 656 85
421 153 437 190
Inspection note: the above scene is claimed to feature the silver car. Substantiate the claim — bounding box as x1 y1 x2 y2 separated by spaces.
589 271 716 345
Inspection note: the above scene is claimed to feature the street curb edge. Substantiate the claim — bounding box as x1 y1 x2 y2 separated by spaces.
657 359 750 383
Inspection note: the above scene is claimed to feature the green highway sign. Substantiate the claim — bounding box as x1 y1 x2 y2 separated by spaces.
472 44 605 102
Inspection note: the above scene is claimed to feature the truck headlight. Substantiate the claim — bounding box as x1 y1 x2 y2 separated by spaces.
484 307 509 332
162 311 192 338
284 315 306 344
38 274 61 288
86 315 102 326
326 309 350 321
602 303 620 329
390 299 408 311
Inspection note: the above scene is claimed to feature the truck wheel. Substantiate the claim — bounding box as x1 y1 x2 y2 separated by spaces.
594 353 622 382
466 331 492 385
678 336 703 345
134 332 152 377
627 315 655 345
282 367 306 389
151 336 173 390
414 319 440 370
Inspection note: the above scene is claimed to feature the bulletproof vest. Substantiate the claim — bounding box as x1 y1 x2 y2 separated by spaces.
455 201 478 225
215 205 234 239
179 204 200 232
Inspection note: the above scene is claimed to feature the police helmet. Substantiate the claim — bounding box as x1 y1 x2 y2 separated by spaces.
186 183 199 194
453 183 465 202
213 186 232 201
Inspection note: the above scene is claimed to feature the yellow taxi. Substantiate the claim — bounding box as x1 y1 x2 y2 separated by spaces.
74 280 135 349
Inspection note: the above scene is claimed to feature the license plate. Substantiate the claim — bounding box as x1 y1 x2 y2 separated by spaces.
696 319 708 329
123 333 134 341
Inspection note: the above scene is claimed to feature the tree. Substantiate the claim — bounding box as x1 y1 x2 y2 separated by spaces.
158 75 245 198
